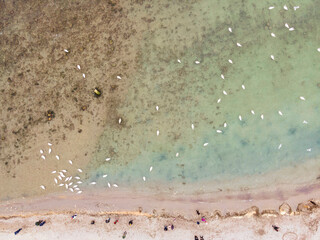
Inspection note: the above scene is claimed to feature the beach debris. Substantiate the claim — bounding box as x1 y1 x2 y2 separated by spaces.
56 155 60 160
278 144 282 149
171 224 174 230
278 111 283 116
221 74 225 79
69 160 73 165
216 130 222 133
64 49 69 53
106 158 111 161
113 184 118 187
164 226 168 231
150 166 153 172
108 182 111 188
236 42 242 47
176 152 179 157
77 191 82 194
51 170 56 174
239 115 242 121
269 6 274 10
228 59 233 64
228 27 232 32
318 48 320 52
94 88 101 97
40 149 44 154
223 90 227 95
272 225 280 232
191 123 194 130
46 110 55 121
271 33 276 37
224 122 227 128
285 23 289 28
177 59 181 63
40 185 46 190
270 55 275 60
251 110 255 115
289 27 295 31
61 170 67 173
48 142 52 146
103 175 107 178
14 228 22 235
303 120 308 124
261 114 264 120
91 220 95 225
143 176 146 181
75 177 80 179
217 98 221 103
200 236 204 240
114 220 119 224
54 178 58 184
119 118 122 124
129 220 133 225
71 214 77 219
82 73 85 78
307 148 312 152
156 105 159 111
157 130 160 136
203 143 208 147
283 5 288 10
241 84 245 90
300 96 305 101
48 148 51 154
294 6 300 11
122 231 127 238
77 65 81 70
195 60 200 64
90 182 96 185
106 218 111 223
195 236 199 240
59 183 64 187
117 75 122 80
41 155 46 160
78 169 83 173
196 210 200 215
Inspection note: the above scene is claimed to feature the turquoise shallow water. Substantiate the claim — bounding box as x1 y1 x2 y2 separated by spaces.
88 0 320 193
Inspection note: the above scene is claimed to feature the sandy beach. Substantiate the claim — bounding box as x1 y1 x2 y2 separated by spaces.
1 184 320 239
1 195 320 239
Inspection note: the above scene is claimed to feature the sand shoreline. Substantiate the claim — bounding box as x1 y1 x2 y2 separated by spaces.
1 194 320 240
1 178 320 218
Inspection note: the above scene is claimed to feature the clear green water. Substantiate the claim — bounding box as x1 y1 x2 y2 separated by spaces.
88 0 320 192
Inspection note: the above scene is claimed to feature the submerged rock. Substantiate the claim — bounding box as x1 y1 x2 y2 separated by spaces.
279 202 292 215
